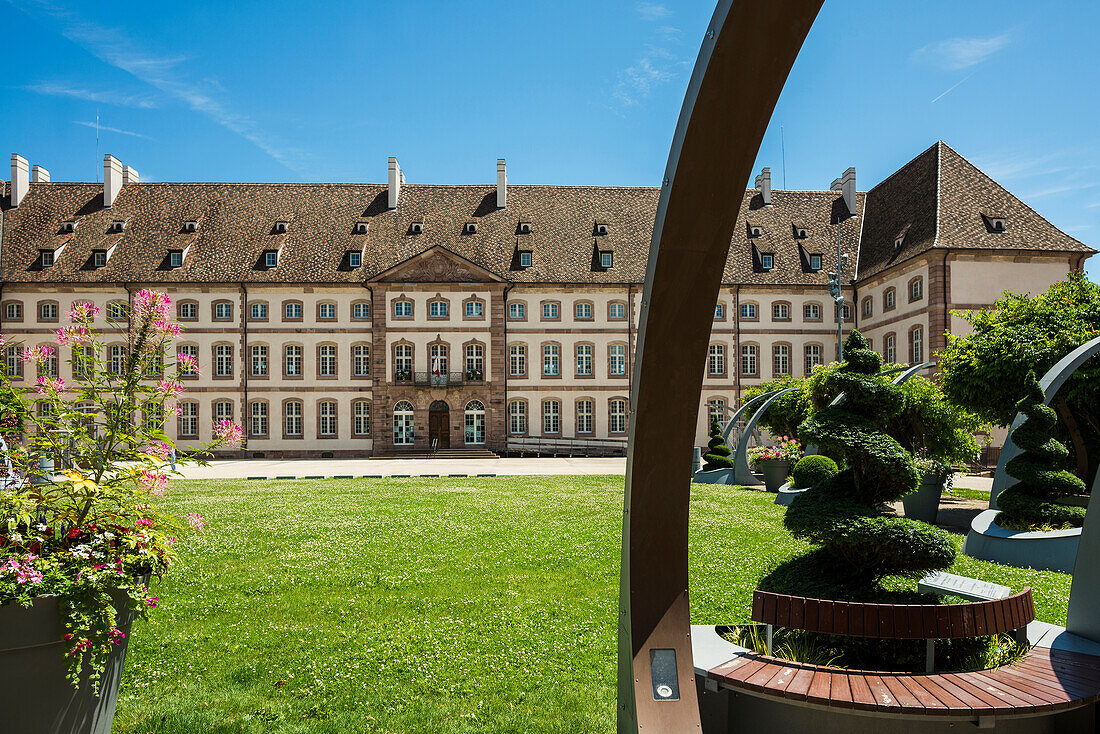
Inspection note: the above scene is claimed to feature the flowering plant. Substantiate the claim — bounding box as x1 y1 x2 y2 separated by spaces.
747 435 803 466
913 447 954 491
0 291 241 690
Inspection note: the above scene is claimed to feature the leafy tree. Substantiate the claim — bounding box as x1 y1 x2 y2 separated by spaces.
742 374 811 439
998 371 1086 529
779 331 956 587
0 384 27 438
939 273 1100 480
702 415 734 470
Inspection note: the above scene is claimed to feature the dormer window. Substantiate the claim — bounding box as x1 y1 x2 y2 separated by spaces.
355 221 369 234
40 249 55 267
274 221 289 234
760 253 774 271
464 222 478 234
987 216 1006 232
184 221 198 233
169 250 183 268
794 226 808 239
264 250 279 268
599 251 614 269
596 223 609 236
62 220 78 233
809 254 823 271
749 225 763 237
519 251 533 268
92 250 107 268
110 220 127 233
348 251 362 268
409 222 424 234
518 222 532 234
894 236 905 249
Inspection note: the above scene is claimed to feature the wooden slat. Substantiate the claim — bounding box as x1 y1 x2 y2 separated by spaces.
922 606 939 639
988 664 1094 704
803 598 819 633
880 675 923 709
847 674 877 710
807 669 832 702
817 599 833 634
983 600 997 635
746 660 787 689
849 602 865 636
964 671 1050 710
864 675 901 710
930 674 997 715
785 667 815 698
961 604 975 637
777 595 791 628
906 606 922 639
789 596 805 630
763 664 799 694
897 676 948 711
834 601 849 636
944 673 1024 713
948 604 965 638
973 603 988 636
935 605 951 639
829 672 853 705
911 675 971 710
751 590 764 622
992 596 1006 633
878 604 894 637
1014 655 1100 689
865 604 879 638
761 593 776 625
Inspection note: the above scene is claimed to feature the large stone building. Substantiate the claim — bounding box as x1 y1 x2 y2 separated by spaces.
0 142 1092 457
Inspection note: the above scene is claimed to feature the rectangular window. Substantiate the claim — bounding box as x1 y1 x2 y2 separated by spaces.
465 344 484 379
519 251 533 268
318 345 337 377
600 251 613 269
265 251 278 268
5 346 22 378
714 304 724 320
169 251 183 268
804 344 822 375
575 302 593 320
429 301 448 318
609 344 626 376
40 250 54 267
609 302 626 320
740 303 757 319
804 303 820 320
353 302 370 319
542 302 559 320
109 345 127 375
215 302 232 320
760 254 774 270
576 400 594 433
108 302 128 320
911 279 923 301
741 345 758 376
911 328 923 362
509 401 527 434
542 344 560 376
886 334 896 363
215 345 233 377
393 300 412 318
508 302 525 319
353 401 371 436
708 344 725 376
250 402 268 437
179 302 197 320
318 303 336 320
348 251 362 268
215 401 234 425
285 402 303 437
251 303 267 320
285 345 302 377
809 254 822 271
4 303 22 320
93 250 107 268
773 344 790 376
609 399 627 433
885 290 896 309
543 401 560 434
510 344 526 376
862 298 873 317
251 345 268 377
576 344 593 375
465 301 483 318
319 402 337 436
353 345 371 377
39 303 58 321
772 303 790 320
394 345 412 379
179 403 198 438
284 302 302 320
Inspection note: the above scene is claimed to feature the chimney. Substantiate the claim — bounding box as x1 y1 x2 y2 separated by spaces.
10 154 28 206
122 165 139 185
103 154 123 207
830 167 856 216
496 158 507 209
32 165 50 183
754 167 772 205
388 157 401 209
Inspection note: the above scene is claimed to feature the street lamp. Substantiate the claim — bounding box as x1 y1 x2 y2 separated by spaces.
827 251 851 362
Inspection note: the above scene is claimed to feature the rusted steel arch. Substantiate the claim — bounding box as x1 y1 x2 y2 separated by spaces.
616 1 823 731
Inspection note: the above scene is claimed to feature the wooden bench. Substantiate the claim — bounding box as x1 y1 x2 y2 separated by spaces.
752 588 1035 672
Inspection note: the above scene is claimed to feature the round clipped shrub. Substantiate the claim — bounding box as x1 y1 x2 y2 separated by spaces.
997 370 1086 529
702 416 734 470
783 330 956 586
791 455 838 489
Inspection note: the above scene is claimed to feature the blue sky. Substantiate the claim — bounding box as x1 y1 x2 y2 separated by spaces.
3 0 1097 280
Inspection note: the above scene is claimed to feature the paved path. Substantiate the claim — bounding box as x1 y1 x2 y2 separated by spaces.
178 457 628 479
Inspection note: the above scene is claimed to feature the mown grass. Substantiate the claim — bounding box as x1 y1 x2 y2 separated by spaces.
113 477 1071 733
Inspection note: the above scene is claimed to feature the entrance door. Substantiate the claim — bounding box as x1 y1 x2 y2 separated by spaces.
428 401 450 449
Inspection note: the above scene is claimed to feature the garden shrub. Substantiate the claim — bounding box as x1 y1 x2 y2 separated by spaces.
997 371 1086 529
781 331 956 588
791 455 838 489
702 416 733 470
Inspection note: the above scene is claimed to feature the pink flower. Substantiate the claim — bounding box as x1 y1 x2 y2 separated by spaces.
152 319 182 338
135 518 154 528
133 290 172 321
156 380 183 398
1 554 43 584
22 344 55 363
69 302 101 322
186 513 205 531
144 441 174 460
176 351 198 373
55 325 90 346
213 419 243 446
137 469 169 496
144 597 159 608
35 375 65 395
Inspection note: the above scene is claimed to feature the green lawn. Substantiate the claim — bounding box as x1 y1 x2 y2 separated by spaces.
114 476 1071 733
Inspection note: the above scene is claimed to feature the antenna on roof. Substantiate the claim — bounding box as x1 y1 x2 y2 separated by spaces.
95 109 100 183
780 125 787 190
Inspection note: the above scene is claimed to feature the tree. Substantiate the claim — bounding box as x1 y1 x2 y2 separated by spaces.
742 374 811 439
780 331 956 588
702 415 734 470
939 273 1100 481
998 371 1086 529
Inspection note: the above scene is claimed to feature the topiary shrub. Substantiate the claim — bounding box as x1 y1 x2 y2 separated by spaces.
702 416 734 470
791 455 838 489
780 331 956 586
997 371 1086 529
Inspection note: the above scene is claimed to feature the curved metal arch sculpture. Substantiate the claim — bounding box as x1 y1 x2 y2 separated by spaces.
731 387 799 486
1068 468 1100 641
616 1 823 730
718 392 772 443
989 335 1100 508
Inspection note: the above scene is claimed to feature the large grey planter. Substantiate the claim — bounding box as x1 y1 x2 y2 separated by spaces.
0 585 139 734
694 468 735 485
902 473 946 524
756 459 791 493
963 508 1082 573
774 482 808 507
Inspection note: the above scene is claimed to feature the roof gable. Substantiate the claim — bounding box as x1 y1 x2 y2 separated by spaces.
369 245 504 283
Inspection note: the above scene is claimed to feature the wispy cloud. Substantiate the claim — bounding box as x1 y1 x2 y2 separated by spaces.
913 32 1011 71
12 0 308 174
1021 182 1100 199
25 81 158 108
636 2 671 21
72 120 153 140
930 72 975 103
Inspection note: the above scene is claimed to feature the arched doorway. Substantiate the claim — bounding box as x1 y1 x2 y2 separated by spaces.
464 400 485 445
428 400 450 449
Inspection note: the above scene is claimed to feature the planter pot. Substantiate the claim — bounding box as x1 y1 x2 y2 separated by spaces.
775 482 808 507
963 508 1081 573
0 583 141 734
902 473 946 524
694 467 735 485
756 460 792 493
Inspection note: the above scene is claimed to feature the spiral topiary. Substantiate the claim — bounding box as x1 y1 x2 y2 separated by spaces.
997 370 1086 529
702 415 734 470
791 455 839 489
783 331 956 584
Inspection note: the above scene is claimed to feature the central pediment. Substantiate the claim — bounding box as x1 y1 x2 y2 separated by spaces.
370 246 503 283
